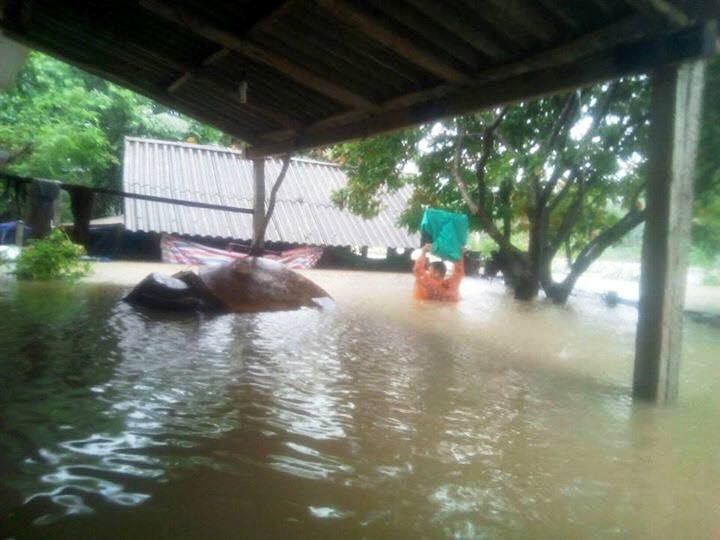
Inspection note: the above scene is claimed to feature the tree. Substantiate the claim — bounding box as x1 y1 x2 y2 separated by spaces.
0 52 233 219
694 55 720 264
250 155 292 254
331 77 650 302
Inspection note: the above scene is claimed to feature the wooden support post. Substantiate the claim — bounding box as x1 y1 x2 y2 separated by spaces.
68 186 94 248
633 60 705 404
251 157 266 254
25 179 60 239
14 220 24 246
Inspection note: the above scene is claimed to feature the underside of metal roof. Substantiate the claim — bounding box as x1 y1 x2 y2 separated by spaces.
0 1 716 158
123 137 419 248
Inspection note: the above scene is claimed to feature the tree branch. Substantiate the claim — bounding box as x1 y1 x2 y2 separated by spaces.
566 206 646 284
450 110 519 255
542 92 578 156
548 172 588 255
451 124 479 215
541 84 618 203
254 153 291 249
547 166 579 212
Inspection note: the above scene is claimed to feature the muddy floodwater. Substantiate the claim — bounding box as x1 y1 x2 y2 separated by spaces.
1 270 719 538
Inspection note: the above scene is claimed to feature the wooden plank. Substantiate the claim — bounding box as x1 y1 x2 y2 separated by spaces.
250 16 692 152
535 0 583 32
484 0 561 43
633 59 705 403
316 0 472 84
139 0 377 110
247 22 717 157
193 77 303 130
368 0 486 68
625 0 690 27
257 14 656 142
167 71 194 93
457 0 539 51
404 0 511 60
166 47 229 92
164 0 290 94
252 158 266 250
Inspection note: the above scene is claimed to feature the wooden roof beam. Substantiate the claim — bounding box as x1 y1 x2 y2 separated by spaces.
316 0 473 85
624 0 690 27
0 26 262 145
259 14 656 142
164 1 292 95
403 0 511 60
484 0 561 44
247 21 717 157
166 46 228 93
140 0 377 110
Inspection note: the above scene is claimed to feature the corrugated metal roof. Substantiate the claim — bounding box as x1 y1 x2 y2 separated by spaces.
122 137 418 248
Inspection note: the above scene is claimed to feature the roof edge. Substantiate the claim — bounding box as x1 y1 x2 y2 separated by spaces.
123 136 342 168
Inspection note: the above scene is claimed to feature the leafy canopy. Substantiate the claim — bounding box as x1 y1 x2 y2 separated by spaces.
0 52 233 217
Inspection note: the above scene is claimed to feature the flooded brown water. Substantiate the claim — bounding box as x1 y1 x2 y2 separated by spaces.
1 271 719 539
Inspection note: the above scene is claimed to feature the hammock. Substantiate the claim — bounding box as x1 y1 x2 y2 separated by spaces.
160 235 324 269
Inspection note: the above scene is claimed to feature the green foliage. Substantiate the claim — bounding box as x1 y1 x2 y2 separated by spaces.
330 129 424 218
467 232 526 257
331 78 649 250
0 52 233 218
15 229 90 281
703 269 720 286
332 77 655 300
694 56 720 260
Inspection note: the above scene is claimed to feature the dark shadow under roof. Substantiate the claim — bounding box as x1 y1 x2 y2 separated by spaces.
0 0 717 157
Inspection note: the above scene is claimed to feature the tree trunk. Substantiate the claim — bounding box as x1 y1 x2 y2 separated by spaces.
488 247 539 300
251 155 291 255
542 209 646 304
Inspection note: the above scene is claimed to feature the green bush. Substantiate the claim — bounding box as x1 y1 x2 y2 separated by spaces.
703 269 720 286
15 229 90 281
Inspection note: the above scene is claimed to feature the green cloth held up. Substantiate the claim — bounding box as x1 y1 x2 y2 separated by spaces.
420 208 468 261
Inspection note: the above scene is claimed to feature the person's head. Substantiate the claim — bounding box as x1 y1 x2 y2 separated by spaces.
428 260 447 279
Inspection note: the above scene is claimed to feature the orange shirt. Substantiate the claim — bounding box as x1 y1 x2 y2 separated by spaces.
413 256 464 302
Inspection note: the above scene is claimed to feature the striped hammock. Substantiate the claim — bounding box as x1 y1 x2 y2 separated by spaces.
160 235 324 269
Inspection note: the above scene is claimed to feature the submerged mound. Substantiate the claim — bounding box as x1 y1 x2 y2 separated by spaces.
125 257 331 313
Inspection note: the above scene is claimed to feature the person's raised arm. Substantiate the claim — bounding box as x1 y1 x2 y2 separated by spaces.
414 244 431 277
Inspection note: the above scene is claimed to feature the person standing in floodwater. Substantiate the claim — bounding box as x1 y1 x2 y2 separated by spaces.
413 244 464 302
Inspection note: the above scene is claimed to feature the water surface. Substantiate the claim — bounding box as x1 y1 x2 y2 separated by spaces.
1 271 719 538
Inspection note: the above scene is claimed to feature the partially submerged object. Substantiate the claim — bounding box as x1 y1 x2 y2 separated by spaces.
125 257 331 313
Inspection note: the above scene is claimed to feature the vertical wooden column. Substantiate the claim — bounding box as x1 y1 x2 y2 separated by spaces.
26 179 60 239
252 157 266 253
633 60 705 404
68 186 94 248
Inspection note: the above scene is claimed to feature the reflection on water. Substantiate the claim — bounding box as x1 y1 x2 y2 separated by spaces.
1 272 719 538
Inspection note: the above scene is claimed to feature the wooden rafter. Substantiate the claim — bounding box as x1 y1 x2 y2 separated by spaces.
247 22 717 157
0 24 261 144
484 0 561 43
624 0 690 27
163 48 302 131
316 0 473 85
258 14 656 142
403 0 511 60
140 0 377 110
3 1 300 133
165 1 291 95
